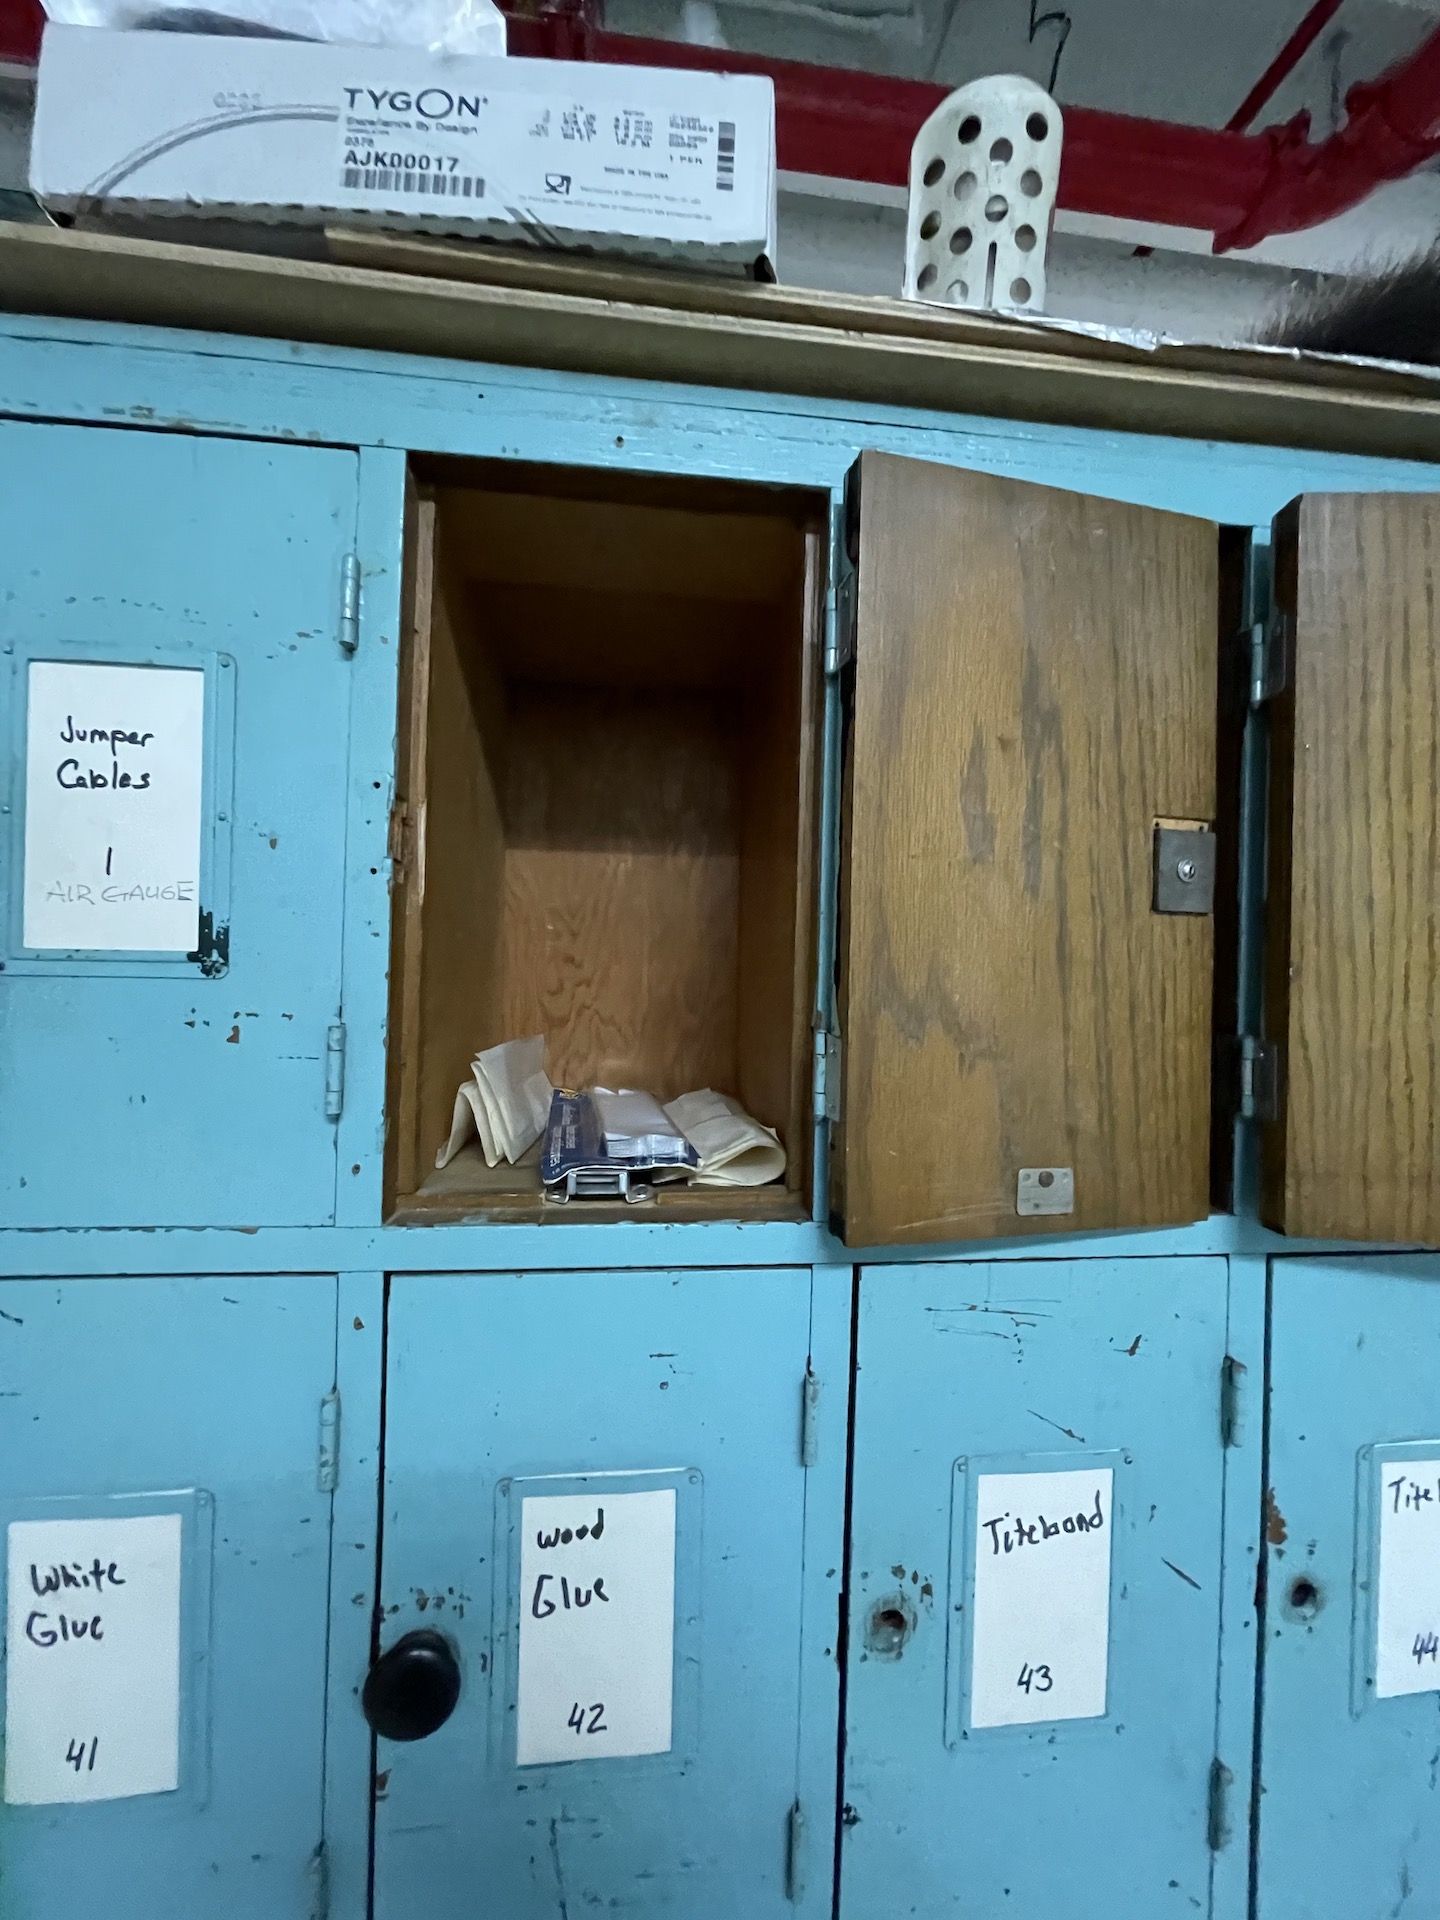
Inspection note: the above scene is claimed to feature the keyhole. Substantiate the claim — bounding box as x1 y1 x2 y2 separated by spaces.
1286 1574 1322 1621
867 1596 916 1657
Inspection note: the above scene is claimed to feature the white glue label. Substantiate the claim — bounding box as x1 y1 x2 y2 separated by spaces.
23 660 204 952
517 1488 675 1766
970 1467 1113 1729
4 1513 183 1804
1375 1457 1440 1698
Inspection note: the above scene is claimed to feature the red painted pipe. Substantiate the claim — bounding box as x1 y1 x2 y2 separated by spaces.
508 13 1440 250
0 0 41 64
1226 0 1344 132
506 14 1278 233
1217 26 1440 248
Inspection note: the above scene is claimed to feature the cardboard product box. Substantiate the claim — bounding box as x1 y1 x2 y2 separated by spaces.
30 26 777 276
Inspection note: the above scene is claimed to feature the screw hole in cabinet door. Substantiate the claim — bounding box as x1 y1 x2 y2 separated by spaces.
866 1596 917 1658
1285 1575 1322 1621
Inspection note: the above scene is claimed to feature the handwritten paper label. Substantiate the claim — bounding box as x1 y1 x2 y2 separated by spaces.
1375 1457 1440 1699
970 1467 1113 1729
4 1514 183 1804
517 1488 675 1766
23 661 204 952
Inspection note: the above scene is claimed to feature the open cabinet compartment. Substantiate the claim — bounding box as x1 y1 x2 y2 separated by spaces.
385 459 825 1222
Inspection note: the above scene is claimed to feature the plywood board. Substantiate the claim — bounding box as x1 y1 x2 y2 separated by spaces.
9 222 1440 463
384 477 434 1207
837 452 1217 1247
499 684 741 1100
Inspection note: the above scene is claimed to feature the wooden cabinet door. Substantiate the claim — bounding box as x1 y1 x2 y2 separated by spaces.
834 453 1218 1247
1262 493 1440 1241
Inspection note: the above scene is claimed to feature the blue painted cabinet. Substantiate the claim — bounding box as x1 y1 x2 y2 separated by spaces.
368 1267 847 1919
1256 1257 1440 1920
0 1273 338 1917
842 1258 1244 1918
6 309 1440 1920
0 422 364 1228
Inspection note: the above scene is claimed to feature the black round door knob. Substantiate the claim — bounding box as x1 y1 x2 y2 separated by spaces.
362 1628 462 1742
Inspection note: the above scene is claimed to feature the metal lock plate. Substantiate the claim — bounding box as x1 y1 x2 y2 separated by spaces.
1153 823 1217 915
1016 1166 1075 1216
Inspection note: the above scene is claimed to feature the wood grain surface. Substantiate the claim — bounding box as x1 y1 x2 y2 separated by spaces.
837 452 1218 1247
389 466 819 1212
383 478 438 1209
500 683 742 1099
1263 492 1440 1241
9 223 1440 470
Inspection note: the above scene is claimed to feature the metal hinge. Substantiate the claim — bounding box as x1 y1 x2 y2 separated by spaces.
339 552 361 656
1237 1035 1279 1123
826 564 856 674
800 1368 821 1468
812 1021 842 1126
388 799 409 886
1220 1355 1244 1449
317 1389 341 1493
308 1838 331 1920
785 1799 807 1903
324 1021 347 1122
826 492 856 674
1207 1757 1234 1852
1243 611 1291 706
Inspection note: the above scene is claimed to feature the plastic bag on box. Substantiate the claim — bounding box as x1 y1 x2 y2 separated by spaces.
42 0 507 54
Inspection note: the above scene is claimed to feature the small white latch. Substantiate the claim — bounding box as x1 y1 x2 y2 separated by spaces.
1016 1166 1074 1216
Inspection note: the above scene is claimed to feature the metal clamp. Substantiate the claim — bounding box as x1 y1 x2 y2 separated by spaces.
1153 823 1217 915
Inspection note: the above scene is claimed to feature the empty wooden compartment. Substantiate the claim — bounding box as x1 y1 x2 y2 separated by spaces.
385 462 823 1221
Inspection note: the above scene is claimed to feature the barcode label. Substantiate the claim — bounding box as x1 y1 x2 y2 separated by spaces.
342 168 483 198
717 120 735 191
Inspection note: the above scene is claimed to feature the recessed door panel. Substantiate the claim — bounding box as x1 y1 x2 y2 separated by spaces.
372 1267 842 1920
1258 1257 1440 1919
0 1273 337 1917
0 422 360 1226
843 1257 1236 1916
